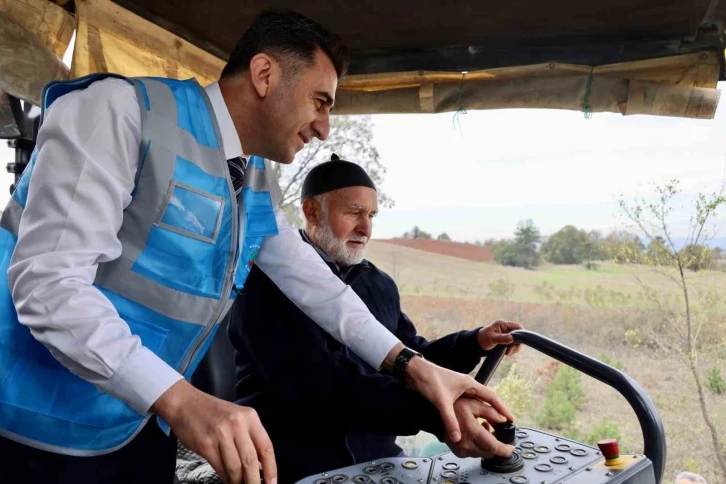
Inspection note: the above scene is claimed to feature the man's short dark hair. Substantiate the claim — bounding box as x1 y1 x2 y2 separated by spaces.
221 10 349 80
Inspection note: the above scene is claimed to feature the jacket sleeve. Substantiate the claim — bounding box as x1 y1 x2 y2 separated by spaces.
229 267 446 440
392 298 488 375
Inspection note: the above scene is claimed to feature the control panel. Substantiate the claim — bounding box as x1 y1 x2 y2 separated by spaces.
295 425 656 484
296 330 666 484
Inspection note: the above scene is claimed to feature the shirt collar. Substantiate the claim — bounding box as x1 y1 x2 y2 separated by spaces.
204 81 244 160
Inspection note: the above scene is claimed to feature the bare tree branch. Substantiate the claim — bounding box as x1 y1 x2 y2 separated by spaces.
276 116 393 223
280 140 328 205
618 180 726 477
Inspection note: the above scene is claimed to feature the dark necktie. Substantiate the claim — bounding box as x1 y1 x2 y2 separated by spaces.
227 156 247 199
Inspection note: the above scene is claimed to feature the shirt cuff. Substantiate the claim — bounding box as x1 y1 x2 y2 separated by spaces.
349 318 401 370
105 346 184 415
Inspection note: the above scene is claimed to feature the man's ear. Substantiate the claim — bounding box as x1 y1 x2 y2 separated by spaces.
302 198 321 226
248 53 275 98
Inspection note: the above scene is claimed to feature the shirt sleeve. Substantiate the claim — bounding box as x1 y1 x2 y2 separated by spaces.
7 78 183 415
255 207 401 369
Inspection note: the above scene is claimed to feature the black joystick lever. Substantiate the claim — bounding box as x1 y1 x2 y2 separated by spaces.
493 421 516 445
481 421 524 473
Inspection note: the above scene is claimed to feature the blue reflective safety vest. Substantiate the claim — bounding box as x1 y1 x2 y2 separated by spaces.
0 73 280 455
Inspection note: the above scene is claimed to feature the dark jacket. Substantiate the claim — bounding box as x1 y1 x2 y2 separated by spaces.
228 231 488 483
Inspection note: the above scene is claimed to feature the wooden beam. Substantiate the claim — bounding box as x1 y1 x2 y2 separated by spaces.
340 52 721 92
0 0 74 58
72 0 224 83
0 11 69 105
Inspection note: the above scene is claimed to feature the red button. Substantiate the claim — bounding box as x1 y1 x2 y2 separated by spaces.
597 439 620 459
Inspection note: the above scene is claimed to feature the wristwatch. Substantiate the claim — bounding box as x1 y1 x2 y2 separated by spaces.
392 347 423 382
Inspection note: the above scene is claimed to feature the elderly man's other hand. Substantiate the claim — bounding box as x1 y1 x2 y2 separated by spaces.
403 356 515 444
445 397 515 459
477 320 524 355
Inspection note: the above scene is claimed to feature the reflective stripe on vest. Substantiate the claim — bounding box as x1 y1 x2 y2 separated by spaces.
0 73 279 455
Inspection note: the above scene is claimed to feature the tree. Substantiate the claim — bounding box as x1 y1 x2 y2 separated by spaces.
679 244 714 272
493 220 542 269
645 235 672 266
515 219 541 247
712 246 726 271
618 179 726 477
541 225 591 264
437 232 452 241
583 230 606 269
513 219 542 268
601 230 645 263
276 115 392 227
402 226 432 239
492 240 520 267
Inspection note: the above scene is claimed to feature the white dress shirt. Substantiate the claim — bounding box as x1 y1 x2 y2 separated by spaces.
7 77 400 415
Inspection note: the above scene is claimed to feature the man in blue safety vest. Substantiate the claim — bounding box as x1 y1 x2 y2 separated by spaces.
0 10 514 484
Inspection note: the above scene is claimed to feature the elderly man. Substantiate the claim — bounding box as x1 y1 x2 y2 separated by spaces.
229 155 524 482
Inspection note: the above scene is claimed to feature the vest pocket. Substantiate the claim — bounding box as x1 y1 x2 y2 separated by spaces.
134 178 230 298
0 315 168 428
155 181 225 244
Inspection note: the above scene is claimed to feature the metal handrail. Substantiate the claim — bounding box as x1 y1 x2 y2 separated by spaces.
475 330 666 483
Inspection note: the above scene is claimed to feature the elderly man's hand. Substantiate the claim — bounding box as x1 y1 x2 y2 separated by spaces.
445 397 515 459
477 320 524 356
403 356 515 443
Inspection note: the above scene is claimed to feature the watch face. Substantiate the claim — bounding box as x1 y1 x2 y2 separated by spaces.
406 348 422 358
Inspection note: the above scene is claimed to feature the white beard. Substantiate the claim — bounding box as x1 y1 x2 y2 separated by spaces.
315 218 368 267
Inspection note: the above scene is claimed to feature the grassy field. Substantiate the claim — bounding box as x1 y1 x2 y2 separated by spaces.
367 241 726 306
364 241 726 483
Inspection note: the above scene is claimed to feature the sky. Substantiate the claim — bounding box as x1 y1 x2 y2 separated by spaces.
3 34 726 245
366 99 726 242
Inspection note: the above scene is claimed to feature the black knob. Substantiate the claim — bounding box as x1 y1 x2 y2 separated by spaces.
493 421 516 445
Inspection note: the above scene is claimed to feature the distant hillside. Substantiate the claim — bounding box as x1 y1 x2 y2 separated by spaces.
364 240 726 303
695 236 726 250
376 238 493 262
649 236 726 250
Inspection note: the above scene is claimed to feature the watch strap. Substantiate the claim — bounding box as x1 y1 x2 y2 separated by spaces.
392 347 423 382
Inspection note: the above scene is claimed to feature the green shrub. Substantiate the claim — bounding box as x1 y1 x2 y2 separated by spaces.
562 427 582 441
493 364 534 417
682 457 703 475
536 364 587 430
584 288 606 308
584 420 622 447
705 366 726 395
533 281 555 302
488 279 515 301
549 365 587 409
497 359 514 381
535 390 576 430
599 353 626 372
